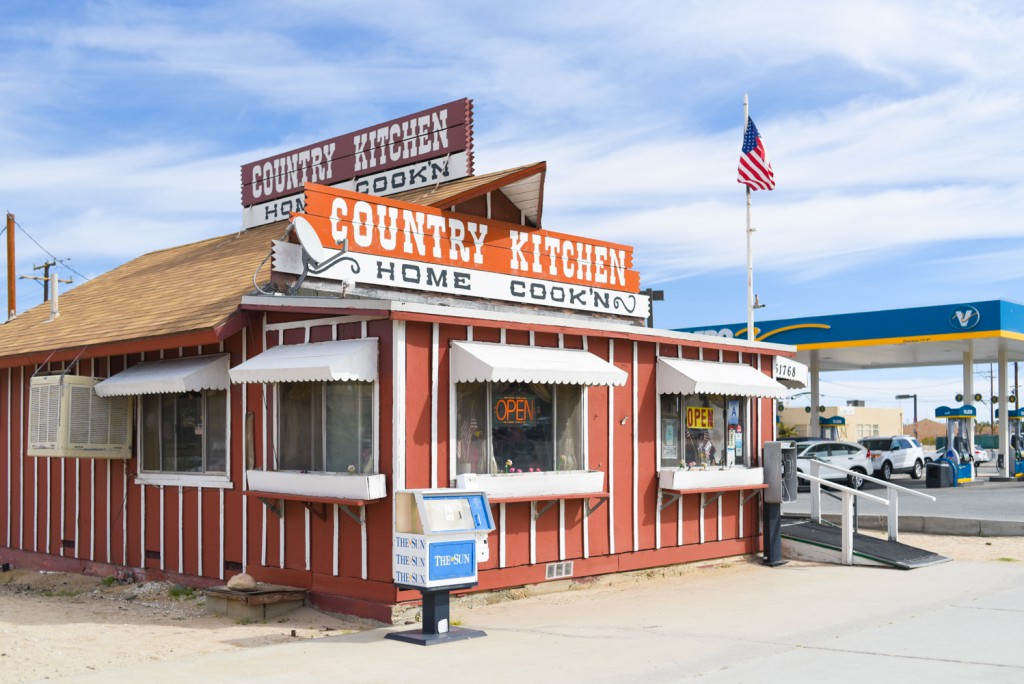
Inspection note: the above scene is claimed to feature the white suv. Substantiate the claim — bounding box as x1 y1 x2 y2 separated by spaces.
794 440 872 490
858 435 925 481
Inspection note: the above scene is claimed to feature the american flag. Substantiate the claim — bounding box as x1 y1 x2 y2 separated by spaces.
458 416 478 444
737 117 775 191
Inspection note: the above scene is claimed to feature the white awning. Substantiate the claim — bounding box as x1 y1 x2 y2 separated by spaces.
451 340 627 386
774 356 808 389
94 355 230 397
228 338 377 384
657 357 788 398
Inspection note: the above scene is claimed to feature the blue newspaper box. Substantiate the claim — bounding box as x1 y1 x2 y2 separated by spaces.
393 489 495 591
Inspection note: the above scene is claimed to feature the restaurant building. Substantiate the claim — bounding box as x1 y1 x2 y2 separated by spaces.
0 101 799 621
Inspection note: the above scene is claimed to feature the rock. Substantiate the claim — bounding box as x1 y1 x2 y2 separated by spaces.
226 573 257 591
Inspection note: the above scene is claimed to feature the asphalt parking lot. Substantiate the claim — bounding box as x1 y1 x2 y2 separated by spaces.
783 466 1024 534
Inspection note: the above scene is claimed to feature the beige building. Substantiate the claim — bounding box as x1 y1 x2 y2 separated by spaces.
779 403 904 440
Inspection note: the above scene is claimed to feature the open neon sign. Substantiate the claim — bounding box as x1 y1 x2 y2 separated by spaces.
493 395 537 425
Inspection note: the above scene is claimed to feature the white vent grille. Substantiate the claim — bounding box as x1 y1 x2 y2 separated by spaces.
545 561 574 580
27 375 132 459
28 382 60 445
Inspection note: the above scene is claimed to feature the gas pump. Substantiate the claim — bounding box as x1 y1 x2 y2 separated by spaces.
819 416 845 440
934 405 977 484
995 407 1024 476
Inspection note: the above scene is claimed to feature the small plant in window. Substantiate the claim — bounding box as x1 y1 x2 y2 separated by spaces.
504 459 513 473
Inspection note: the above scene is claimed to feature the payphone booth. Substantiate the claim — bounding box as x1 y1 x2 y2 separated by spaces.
762 440 797 567
995 407 1024 477
935 405 977 484
819 416 845 440
388 489 495 645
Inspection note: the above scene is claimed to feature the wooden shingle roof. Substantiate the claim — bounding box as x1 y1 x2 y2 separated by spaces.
0 221 286 363
0 163 548 365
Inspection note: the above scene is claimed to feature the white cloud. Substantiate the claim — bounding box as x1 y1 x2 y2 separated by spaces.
2 0 1024 327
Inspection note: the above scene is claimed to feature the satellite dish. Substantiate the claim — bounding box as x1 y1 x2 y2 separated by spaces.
294 216 332 266
287 216 360 294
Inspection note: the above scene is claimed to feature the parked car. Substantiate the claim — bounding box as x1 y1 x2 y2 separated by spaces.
794 440 871 490
924 442 989 466
858 435 925 481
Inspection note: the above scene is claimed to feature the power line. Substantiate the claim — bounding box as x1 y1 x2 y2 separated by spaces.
13 220 90 282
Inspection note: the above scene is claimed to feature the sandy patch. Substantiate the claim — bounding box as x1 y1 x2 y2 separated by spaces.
0 570 370 684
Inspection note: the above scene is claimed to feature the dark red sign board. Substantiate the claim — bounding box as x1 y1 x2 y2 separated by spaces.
240 98 474 207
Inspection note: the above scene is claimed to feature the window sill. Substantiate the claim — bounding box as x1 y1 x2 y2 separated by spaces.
658 467 765 492
246 469 386 501
455 470 605 498
134 473 233 489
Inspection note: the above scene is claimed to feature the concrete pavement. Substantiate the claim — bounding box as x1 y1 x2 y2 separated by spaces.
45 554 1024 683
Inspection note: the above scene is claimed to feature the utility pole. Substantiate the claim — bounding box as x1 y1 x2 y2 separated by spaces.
6 212 15 320
20 260 66 303
20 264 71 305
896 394 918 439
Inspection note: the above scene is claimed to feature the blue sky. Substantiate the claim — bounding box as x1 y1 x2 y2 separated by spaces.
2 0 1023 422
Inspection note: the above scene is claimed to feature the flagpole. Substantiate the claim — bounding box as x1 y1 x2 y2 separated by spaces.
744 94 754 341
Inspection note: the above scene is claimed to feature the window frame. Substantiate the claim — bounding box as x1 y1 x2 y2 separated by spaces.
452 380 588 476
135 388 232 489
658 393 751 469
273 379 378 475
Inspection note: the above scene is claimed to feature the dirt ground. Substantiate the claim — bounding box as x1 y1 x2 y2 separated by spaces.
1 533 1022 683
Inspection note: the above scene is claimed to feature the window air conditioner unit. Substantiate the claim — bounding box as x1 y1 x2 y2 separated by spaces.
27 374 132 459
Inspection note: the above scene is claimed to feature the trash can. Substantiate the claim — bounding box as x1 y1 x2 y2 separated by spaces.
925 461 952 488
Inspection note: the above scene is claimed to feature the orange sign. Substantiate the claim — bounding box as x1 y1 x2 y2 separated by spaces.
493 395 537 425
296 184 640 293
686 407 715 430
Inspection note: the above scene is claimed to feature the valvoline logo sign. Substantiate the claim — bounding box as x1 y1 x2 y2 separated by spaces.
949 306 981 330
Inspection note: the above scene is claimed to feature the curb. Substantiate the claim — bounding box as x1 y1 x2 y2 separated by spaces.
814 514 1024 537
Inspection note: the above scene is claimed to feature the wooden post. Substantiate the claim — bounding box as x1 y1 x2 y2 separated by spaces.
6 212 14 320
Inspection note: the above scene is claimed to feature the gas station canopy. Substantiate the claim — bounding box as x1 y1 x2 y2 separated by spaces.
677 300 1024 476
678 300 1024 371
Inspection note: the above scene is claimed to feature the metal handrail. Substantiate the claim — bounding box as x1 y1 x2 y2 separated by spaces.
795 459 937 565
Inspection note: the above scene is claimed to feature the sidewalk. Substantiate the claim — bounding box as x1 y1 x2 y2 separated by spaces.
46 554 1024 683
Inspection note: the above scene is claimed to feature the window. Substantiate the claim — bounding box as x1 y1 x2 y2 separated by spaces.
277 381 374 473
455 381 583 474
660 394 748 468
141 390 226 473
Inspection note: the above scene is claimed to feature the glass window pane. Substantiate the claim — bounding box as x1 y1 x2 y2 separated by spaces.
554 385 582 471
205 389 227 473
456 383 490 474
677 395 747 468
175 393 204 473
493 382 552 472
160 394 178 470
660 394 681 468
278 382 320 471
456 381 583 475
141 395 161 472
682 396 720 467
325 381 373 473
724 398 746 467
